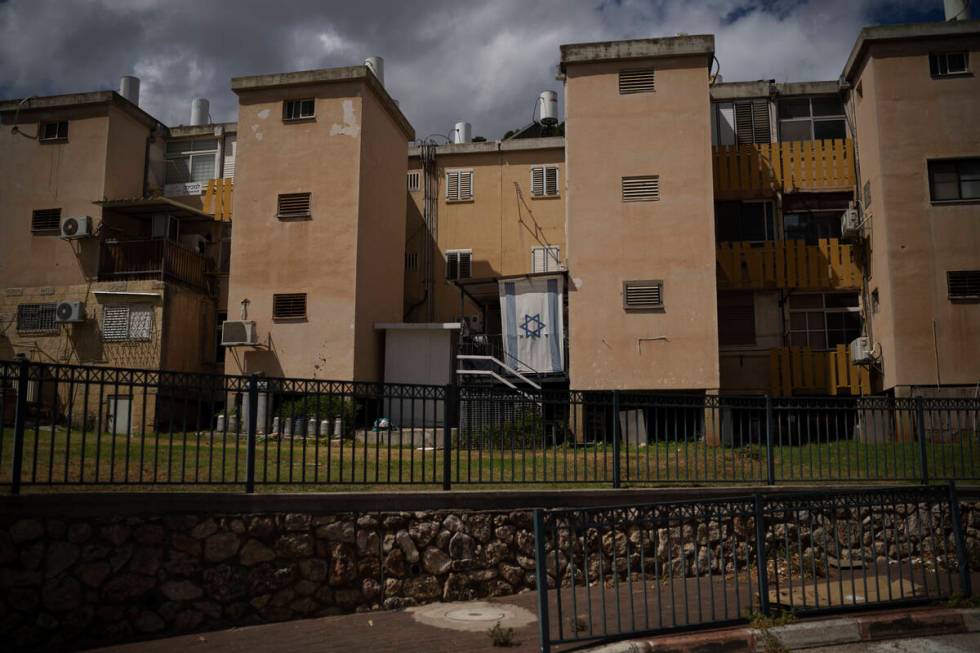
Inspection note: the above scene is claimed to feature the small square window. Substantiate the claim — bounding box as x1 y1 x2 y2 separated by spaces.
283 99 315 121
31 208 62 235
272 293 307 320
928 158 980 202
930 52 969 77
39 121 68 142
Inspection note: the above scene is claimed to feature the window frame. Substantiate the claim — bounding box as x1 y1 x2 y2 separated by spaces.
929 52 970 78
283 98 316 122
272 293 308 321
101 303 154 342
623 279 664 312
787 292 861 350
927 158 980 203
715 200 776 244
16 303 58 335
777 96 847 142
38 120 68 143
165 138 220 186
31 208 62 235
445 169 474 202
445 249 472 281
530 165 560 198
531 246 561 273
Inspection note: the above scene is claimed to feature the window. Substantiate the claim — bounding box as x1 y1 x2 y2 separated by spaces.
930 52 969 77
283 99 315 121
714 100 772 146
446 170 473 201
405 252 418 271
948 271 980 301
102 304 153 342
165 138 218 185
782 210 844 245
445 250 472 280
788 293 860 349
31 208 61 235
530 166 559 197
277 192 312 219
778 96 846 142
928 158 980 202
619 68 655 94
16 303 58 334
622 175 660 202
718 292 756 346
39 121 68 142
407 171 421 192
531 246 561 273
623 280 663 311
272 293 307 320
715 201 775 243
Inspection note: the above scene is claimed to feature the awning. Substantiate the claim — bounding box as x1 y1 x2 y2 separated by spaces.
95 197 214 221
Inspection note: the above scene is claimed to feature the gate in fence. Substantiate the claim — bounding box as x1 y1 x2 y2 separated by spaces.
532 484 973 652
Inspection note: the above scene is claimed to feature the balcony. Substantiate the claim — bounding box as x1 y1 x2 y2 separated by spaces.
713 138 855 199
717 238 861 291
769 345 871 397
203 178 233 220
99 238 211 291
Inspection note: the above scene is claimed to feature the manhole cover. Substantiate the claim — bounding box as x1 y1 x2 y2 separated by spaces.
445 607 509 622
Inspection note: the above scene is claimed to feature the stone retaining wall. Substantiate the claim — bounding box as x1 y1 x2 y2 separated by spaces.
1 499 978 651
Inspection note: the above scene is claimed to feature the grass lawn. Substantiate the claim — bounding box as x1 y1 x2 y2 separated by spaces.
0 426 977 492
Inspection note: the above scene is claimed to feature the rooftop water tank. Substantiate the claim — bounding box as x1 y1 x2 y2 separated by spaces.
539 90 558 125
190 98 210 126
453 121 472 144
365 56 385 86
119 76 140 105
945 0 971 20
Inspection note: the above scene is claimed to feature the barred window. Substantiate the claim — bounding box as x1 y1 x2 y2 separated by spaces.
102 304 153 342
31 208 62 235
16 303 58 334
273 293 307 320
407 171 421 192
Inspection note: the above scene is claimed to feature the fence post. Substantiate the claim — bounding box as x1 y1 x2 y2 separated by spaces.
442 382 455 492
611 390 622 489
10 356 29 496
764 395 775 486
915 396 929 485
532 508 551 653
245 374 258 494
947 481 972 598
753 494 771 616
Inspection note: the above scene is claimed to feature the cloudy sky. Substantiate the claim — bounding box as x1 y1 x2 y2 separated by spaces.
0 0 946 140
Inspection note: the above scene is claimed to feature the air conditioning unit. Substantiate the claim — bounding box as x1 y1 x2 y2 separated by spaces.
849 336 873 365
840 207 862 242
221 320 257 346
455 314 483 333
55 301 85 323
60 215 92 239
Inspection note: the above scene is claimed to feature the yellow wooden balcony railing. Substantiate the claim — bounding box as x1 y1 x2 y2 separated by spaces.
712 138 855 198
769 345 871 397
717 238 861 290
203 178 233 220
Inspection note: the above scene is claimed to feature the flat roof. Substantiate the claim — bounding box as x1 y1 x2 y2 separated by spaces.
560 34 714 73
843 19 980 81
231 65 414 140
408 136 564 157
96 197 214 221
710 80 840 101
0 90 163 129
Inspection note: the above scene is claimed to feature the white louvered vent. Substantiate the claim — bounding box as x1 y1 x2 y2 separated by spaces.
622 175 660 202
619 68 656 94
623 280 664 310
277 192 311 219
446 170 474 201
407 171 421 192
734 100 771 144
223 134 236 179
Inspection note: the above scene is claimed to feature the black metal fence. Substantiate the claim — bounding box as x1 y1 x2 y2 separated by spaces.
1 358 978 492
532 485 974 652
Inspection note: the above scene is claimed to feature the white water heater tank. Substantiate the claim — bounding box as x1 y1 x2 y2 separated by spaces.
365 56 385 86
539 90 558 125
190 98 210 126
119 76 140 105
453 121 472 144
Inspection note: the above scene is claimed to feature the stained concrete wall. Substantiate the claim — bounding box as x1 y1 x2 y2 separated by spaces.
564 56 720 391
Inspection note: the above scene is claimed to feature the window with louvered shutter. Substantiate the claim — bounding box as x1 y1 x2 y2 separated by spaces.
622 175 660 202
734 100 770 144
530 167 544 197
16 304 58 334
948 270 980 300
530 166 559 198
623 280 664 310
446 171 473 201
277 193 311 219
531 246 560 273
445 250 472 280
272 293 307 320
31 208 61 235
619 68 655 94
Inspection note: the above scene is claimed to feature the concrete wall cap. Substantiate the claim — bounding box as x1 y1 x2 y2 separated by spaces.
408 136 564 157
560 34 714 71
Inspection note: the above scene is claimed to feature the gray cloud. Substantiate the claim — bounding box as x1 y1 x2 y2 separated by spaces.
0 0 943 139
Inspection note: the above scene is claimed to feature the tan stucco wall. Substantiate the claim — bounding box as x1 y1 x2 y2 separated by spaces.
405 147 566 324
852 36 980 389
564 57 720 391
0 106 110 287
104 104 152 201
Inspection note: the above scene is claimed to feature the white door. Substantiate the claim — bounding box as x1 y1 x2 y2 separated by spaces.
106 395 132 435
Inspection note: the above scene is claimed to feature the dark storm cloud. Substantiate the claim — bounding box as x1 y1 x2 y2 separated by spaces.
0 0 937 139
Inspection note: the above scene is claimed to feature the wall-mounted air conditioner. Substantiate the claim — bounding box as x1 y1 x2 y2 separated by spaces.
849 336 873 365
60 215 92 239
221 320 257 346
840 208 862 242
55 301 85 323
